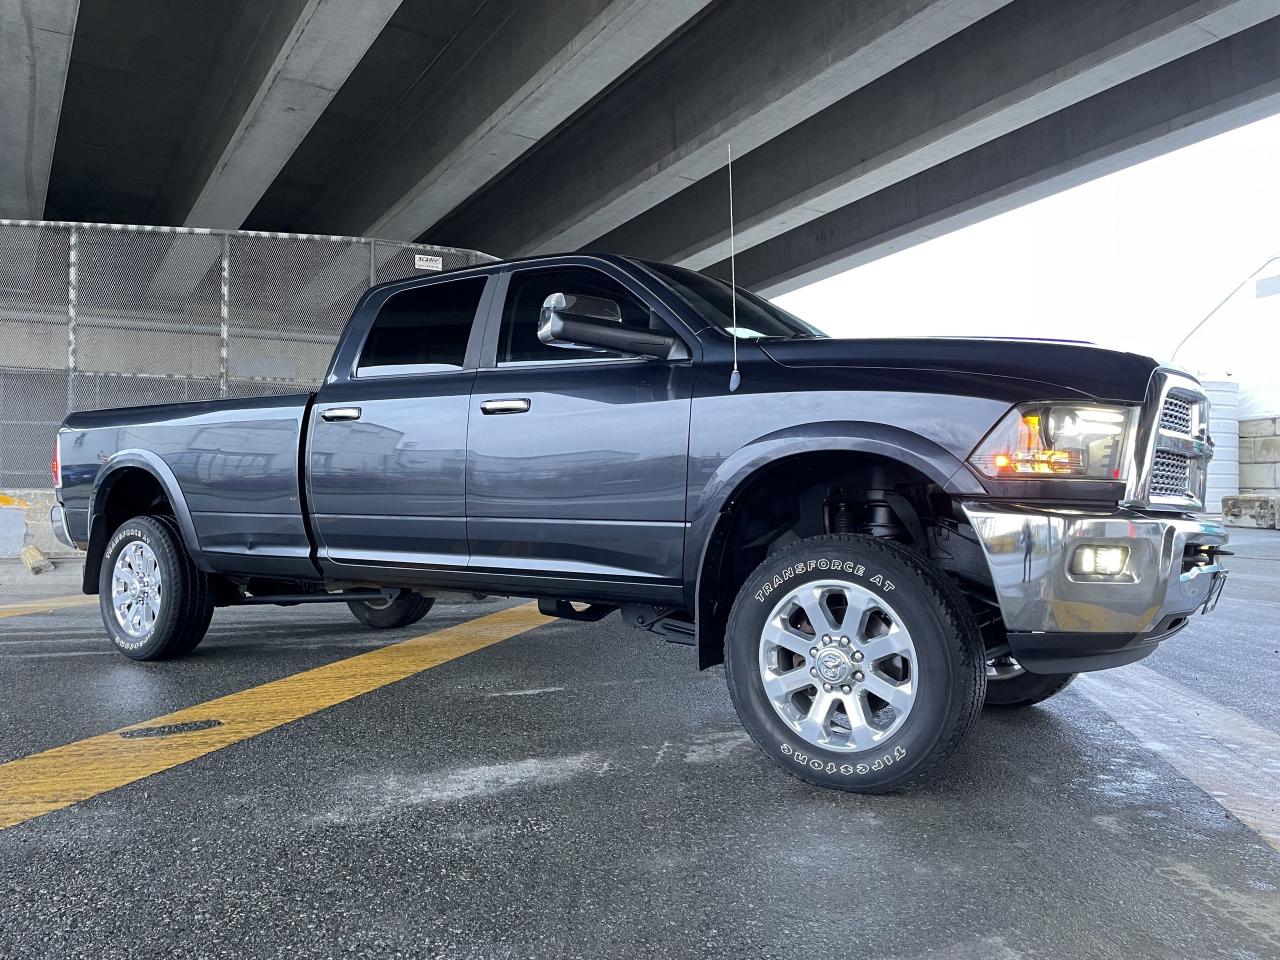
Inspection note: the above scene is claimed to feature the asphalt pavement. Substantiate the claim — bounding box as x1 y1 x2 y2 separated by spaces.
0 534 1277 960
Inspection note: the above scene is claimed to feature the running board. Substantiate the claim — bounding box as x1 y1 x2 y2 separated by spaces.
232 589 392 606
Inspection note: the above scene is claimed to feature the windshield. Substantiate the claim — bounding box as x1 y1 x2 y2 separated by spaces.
642 261 826 340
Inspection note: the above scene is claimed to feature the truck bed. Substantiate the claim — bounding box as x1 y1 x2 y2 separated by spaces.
59 393 318 580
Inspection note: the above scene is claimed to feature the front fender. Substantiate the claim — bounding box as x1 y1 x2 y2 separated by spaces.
686 421 984 668
685 421 981 590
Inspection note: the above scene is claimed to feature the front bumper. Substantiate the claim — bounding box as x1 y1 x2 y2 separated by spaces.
961 501 1228 673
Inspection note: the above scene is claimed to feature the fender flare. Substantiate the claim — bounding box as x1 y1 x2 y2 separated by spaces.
84 450 212 592
687 421 984 668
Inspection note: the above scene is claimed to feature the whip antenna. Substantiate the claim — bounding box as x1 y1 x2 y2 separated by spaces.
727 144 741 392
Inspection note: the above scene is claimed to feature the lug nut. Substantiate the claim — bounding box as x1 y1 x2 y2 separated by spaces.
822 635 832 645
823 683 833 692
853 651 864 662
810 668 818 677
839 636 850 646
841 685 852 694
854 671 865 682
809 647 818 657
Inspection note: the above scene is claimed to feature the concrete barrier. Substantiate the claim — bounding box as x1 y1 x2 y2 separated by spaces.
1239 415 1280 496
0 489 80 559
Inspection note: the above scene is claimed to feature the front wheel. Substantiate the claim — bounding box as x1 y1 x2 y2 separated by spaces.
724 534 986 793
347 591 434 629
984 656 1075 708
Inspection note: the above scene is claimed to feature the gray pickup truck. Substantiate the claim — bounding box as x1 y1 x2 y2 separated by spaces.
52 253 1228 791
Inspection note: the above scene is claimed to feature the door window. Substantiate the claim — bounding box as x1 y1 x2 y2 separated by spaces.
357 276 487 376
497 267 672 364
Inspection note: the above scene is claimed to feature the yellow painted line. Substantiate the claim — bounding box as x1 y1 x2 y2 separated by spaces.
0 594 97 619
0 603 550 831
0 494 30 508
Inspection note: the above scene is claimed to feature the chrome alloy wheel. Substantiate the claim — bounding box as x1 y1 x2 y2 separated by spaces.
758 579 918 753
111 540 163 639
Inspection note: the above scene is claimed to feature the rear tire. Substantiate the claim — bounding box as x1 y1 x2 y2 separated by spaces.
724 534 985 793
984 658 1076 709
99 515 214 661
347 592 434 629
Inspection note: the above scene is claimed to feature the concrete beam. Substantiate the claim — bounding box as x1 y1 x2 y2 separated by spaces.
302 0 715 240
158 0 402 230
597 0 1278 269
426 0 1011 256
709 17 1280 297
0 0 79 218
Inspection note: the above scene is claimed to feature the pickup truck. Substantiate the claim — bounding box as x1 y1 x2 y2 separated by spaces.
51 253 1229 792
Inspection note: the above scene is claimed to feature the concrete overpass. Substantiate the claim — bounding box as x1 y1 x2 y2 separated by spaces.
3 0 1279 293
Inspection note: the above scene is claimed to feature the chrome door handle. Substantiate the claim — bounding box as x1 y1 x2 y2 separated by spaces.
480 398 531 415
320 406 362 422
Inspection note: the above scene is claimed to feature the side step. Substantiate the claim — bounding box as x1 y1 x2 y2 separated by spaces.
621 605 696 645
535 599 697 646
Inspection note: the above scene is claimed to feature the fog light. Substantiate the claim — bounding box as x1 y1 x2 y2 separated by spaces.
1070 544 1129 577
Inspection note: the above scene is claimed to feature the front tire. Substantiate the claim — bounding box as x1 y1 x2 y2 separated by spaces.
347 591 434 629
724 534 985 793
99 515 214 661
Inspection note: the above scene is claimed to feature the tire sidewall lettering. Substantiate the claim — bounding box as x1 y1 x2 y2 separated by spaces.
754 558 894 603
107 527 152 558
779 740 907 778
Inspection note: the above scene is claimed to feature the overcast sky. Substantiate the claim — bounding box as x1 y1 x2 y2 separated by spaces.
775 111 1280 414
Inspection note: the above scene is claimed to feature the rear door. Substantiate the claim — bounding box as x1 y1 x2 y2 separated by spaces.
308 271 493 573
465 262 696 600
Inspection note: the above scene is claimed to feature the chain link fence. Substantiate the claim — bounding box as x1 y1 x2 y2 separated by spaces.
0 220 494 487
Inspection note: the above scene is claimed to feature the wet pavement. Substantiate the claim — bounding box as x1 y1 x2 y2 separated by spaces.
0 532 1277 959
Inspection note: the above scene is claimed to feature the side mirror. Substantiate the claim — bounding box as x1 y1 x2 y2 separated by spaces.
537 292 688 361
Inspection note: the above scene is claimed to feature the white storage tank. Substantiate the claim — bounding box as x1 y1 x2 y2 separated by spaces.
1202 380 1239 514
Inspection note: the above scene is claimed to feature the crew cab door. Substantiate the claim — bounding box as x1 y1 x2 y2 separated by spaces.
465 263 696 600
308 272 493 572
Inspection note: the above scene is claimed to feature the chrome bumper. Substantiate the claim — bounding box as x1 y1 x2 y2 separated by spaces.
50 505 75 549
961 501 1228 635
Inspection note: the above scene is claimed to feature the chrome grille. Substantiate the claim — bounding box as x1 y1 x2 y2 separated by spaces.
1132 374 1211 511
1160 395 1193 434
1150 449 1192 498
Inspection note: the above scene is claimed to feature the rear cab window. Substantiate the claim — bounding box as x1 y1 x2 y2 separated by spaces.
356 276 488 377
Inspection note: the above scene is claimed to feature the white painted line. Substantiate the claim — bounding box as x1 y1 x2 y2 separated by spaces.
1078 665 1280 851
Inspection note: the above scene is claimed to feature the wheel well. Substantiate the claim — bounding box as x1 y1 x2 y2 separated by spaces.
695 450 989 669
83 468 175 593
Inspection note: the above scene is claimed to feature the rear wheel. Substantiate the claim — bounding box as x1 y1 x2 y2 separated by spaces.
99 515 214 661
983 655 1076 708
724 534 985 793
347 591 434 629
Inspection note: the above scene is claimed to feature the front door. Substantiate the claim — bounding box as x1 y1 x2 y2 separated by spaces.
309 272 491 572
466 264 695 598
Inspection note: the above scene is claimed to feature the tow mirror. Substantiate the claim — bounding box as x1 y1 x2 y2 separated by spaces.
537 292 688 361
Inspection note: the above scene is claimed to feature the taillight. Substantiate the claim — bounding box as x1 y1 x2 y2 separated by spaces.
51 436 61 488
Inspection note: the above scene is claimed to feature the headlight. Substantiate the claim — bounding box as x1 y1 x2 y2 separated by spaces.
969 403 1139 480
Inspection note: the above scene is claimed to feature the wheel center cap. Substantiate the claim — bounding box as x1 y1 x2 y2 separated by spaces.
814 647 853 684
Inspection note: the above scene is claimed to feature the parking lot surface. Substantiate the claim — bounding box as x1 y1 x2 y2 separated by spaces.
1 533 1278 960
